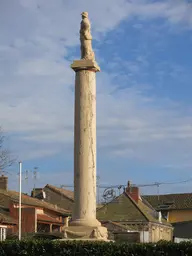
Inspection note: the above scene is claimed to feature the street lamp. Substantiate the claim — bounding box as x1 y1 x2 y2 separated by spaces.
18 161 22 240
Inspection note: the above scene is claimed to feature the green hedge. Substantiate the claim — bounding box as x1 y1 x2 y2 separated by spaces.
0 240 192 256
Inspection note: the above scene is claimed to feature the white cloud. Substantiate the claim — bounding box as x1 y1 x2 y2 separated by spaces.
0 0 192 171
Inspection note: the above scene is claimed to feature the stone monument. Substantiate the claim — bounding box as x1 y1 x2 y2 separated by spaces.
62 12 108 240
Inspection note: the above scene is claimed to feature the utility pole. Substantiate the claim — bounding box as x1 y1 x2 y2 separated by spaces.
25 170 28 184
157 183 160 201
33 167 38 197
24 170 31 195
19 161 22 240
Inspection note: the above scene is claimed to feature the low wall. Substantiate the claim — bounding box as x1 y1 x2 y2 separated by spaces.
114 232 140 243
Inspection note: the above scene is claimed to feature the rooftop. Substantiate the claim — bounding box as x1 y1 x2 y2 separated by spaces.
45 184 74 201
0 189 70 216
97 192 171 226
143 193 192 210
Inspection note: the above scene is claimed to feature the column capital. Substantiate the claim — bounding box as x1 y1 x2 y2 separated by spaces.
71 59 100 72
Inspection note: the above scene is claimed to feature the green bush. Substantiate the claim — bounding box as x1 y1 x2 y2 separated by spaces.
0 240 191 256
6 232 63 240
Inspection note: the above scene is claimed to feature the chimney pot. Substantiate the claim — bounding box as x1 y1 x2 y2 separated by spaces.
127 180 131 188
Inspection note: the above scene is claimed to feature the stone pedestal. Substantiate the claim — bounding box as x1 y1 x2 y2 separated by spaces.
62 59 108 241
63 226 108 241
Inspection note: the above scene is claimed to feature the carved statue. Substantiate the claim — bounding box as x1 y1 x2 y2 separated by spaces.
80 12 95 60
91 228 108 240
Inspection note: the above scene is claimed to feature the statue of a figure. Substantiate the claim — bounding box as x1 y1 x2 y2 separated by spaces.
80 12 95 60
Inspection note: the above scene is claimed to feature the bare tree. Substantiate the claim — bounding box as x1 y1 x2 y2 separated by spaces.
0 127 16 171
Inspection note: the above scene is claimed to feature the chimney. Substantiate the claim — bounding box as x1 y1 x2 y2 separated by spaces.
126 180 140 203
0 175 8 190
158 211 162 223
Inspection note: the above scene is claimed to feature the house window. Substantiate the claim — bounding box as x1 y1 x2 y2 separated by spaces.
37 223 50 233
52 225 60 232
0 227 6 241
161 211 168 221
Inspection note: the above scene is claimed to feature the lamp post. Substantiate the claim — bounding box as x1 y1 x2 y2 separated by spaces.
19 161 22 240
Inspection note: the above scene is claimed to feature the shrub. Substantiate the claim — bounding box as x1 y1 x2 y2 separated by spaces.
0 240 191 256
6 232 62 241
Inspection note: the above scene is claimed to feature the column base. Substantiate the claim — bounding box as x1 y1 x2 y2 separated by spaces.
61 225 108 241
70 218 101 227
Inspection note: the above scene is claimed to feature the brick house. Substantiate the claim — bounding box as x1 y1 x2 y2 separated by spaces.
143 193 192 224
31 184 74 212
0 176 71 239
0 206 16 241
97 182 173 242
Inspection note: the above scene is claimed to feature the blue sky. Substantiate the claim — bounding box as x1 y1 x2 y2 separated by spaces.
1 0 192 197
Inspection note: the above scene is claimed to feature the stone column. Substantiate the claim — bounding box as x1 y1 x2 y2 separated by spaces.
62 12 108 241
70 60 101 228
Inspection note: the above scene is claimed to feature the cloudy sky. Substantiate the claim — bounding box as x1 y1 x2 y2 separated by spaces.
1 0 192 196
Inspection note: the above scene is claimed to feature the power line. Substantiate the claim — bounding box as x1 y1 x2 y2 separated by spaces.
135 177 192 187
60 177 192 190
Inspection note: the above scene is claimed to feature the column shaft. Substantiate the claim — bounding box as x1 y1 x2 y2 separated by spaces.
72 69 100 227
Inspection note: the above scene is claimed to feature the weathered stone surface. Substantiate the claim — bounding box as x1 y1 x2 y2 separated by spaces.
63 12 108 241
80 12 95 60
62 226 108 241
71 59 100 72
71 68 101 228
